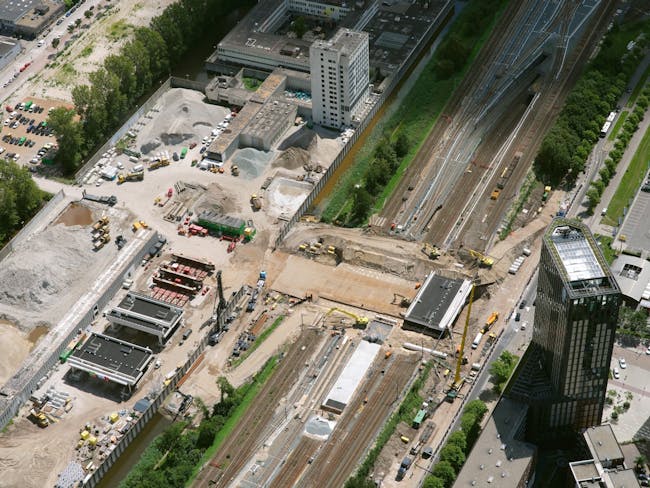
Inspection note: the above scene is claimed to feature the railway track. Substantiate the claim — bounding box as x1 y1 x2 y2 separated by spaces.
268 437 321 488
297 355 418 488
192 329 321 488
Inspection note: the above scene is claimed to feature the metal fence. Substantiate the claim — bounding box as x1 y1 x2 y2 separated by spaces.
273 3 453 248
83 285 247 487
0 231 161 431
0 189 66 263
74 78 173 184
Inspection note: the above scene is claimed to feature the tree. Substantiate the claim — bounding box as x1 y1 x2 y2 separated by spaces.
447 430 467 454
84 9 93 19
195 417 217 449
0 185 19 243
350 187 373 225
344 476 376 488
293 16 307 39
463 400 488 423
52 37 60 48
423 476 446 488
489 352 519 393
439 443 466 472
394 133 410 158
47 107 86 174
431 460 456 487
586 187 601 212
635 455 647 470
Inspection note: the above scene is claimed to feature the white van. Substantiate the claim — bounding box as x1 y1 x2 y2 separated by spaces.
37 40 45 47
132 164 144 173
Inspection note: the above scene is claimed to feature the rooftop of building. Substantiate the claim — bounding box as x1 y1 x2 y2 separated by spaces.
243 98 297 141
453 397 536 488
584 425 625 465
610 254 650 303
605 468 641 487
311 28 368 55
0 0 37 23
570 459 600 483
544 219 619 297
403 274 472 333
114 292 183 327
68 333 153 385
14 0 61 29
207 101 263 156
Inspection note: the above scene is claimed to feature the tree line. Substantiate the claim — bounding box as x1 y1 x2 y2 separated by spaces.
534 22 650 187
0 159 48 245
49 0 255 175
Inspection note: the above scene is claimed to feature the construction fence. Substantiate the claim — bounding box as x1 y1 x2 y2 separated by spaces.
0 231 161 431
273 3 453 249
82 285 248 487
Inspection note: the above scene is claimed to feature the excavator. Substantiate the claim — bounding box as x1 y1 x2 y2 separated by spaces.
447 283 475 402
29 408 49 428
325 307 369 328
392 293 412 308
421 243 440 260
468 249 494 268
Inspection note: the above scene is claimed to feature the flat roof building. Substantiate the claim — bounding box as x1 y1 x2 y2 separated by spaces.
452 398 536 488
0 0 63 39
67 333 153 387
0 35 19 71
403 274 473 336
508 219 621 447
106 292 183 344
610 255 650 309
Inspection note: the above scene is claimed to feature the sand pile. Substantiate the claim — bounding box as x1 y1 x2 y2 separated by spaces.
0 225 95 328
272 147 311 170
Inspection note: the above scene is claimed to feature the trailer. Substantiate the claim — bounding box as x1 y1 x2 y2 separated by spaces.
82 190 117 206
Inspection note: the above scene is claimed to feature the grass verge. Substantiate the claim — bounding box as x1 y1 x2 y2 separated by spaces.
230 316 284 368
185 356 279 486
605 124 650 225
608 111 628 141
498 172 537 240
594 234 617 265
627 64 650 108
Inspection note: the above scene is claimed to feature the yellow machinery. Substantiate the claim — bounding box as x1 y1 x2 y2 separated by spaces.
29 409 49 428
482 312 499 333
250 194 262 211
117 171 144 184
231 165 239 176
421 243 440 260
132 220 147 232
92 216 109 230
93 233 110 250
325 307 369 328
468 249 494 268
447 284 475 401
149 158 170 171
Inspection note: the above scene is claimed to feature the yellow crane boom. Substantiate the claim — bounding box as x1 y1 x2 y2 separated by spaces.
325 307 369 327
454 284 475 387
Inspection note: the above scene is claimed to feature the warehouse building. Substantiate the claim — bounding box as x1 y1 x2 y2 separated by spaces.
67 333 153 388
610 255 650 310
402 274 473 336
106 292 184 345
0 0 63 39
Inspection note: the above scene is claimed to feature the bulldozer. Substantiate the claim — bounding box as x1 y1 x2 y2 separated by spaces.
250 194 262 211
117 171 144 184
421 243 440 260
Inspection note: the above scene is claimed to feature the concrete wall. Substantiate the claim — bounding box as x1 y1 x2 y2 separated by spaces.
82 286 247 487
274 2 454 247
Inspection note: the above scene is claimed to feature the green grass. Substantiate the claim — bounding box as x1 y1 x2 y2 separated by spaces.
80 44 93 57
242 77 261 91
230 316 284 368
595 234 617 265
185 356 279 486
605 124 650 225
608 111 628 141
108 20 132 41
498 172 538 239
627 64 650 107
322 0 510 222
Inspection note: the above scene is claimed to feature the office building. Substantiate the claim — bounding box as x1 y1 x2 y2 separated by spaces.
508 219 621 447
310 28 369 128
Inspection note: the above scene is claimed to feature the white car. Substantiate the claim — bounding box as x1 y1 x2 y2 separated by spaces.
619 358 627 369
646 347 650 356
117 161 124 169
613 367 620 379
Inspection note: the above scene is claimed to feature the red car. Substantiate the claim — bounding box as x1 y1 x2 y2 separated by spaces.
189 142 197 149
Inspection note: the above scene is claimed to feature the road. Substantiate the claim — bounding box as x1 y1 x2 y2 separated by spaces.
0 0 105 105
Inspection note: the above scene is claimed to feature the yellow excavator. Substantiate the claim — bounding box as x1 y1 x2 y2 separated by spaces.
117 171 144 184
325 307 369 328
468 249 494 268
421 243 440 260
447 284 475 402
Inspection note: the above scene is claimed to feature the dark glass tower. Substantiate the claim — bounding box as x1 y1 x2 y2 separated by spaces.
508 219 621 447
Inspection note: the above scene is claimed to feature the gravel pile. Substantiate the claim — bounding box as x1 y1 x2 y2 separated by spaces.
231 148 275 179
0 225 95 328
272 147 310 170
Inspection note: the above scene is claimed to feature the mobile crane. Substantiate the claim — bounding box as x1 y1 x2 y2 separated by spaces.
447 283 475 402
324 307 369 328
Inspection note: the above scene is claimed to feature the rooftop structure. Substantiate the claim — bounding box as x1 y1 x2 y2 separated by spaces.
67 333 153 387
609 254 650 308
241 98 297 150
569 425 640 488
452 398 536 488
403 274 473 336
0 0 63 38
196 211 246 237
508 219 621 447
322 340 380 414
0 0 38 24
106 292 183 344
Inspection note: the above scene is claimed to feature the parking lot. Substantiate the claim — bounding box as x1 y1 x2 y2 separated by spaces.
1 98 71 167
619 172 650 252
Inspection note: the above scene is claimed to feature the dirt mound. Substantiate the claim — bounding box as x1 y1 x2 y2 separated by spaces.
272 147 311 170
277 126 316 151
0 225 95 328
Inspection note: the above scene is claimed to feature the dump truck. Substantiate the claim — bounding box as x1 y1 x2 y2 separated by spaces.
92 216 109 230
93 233 110 250
481 312 499 333
250 194 262 211
132 220 148 232
149 158 170 171
117 171 144 184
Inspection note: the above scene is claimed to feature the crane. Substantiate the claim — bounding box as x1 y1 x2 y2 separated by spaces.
325 307 369 328
468 249 494 268
447 283 475 402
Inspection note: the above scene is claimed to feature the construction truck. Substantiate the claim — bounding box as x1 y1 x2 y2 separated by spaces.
29 408 49 428
421 243 440 260
468 249 494 268
93 233 110 250
117 171 144 184
490 188 500 200
148 158 170 171
231 165 239 176
481 312 499 333
250 194 263 211
92 216 109 230
542 185 552 202
325 307 369 328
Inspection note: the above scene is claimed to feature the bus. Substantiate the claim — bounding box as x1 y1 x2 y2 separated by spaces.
600 121 611 138
412 409 427 429
606 111 617 123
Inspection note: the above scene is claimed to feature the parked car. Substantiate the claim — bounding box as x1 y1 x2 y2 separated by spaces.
514 312 521 322
613 367 620 379
619 358 627 369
